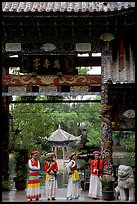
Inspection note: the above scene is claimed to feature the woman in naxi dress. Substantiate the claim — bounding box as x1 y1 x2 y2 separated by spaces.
66 152 80 200
88 150 103 200
44 152 59 201
26 150 41 202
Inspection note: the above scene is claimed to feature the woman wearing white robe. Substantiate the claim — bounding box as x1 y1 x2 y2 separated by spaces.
66 152 80 200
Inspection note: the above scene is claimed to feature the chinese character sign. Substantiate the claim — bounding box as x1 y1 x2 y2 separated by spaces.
20 55 65 74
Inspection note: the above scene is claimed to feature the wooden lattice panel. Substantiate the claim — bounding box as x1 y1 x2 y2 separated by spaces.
70 86 89 92
8 86 26 93
39 85 57 92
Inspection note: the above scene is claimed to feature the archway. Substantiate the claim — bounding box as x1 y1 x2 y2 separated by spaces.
2 2 135 182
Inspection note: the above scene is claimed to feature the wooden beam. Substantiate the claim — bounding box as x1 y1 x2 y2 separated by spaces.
10 99 101 103
5 56 101 67
2 74 101 86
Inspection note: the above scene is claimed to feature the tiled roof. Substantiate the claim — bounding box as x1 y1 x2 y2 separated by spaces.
48 126 80 142
108 46 135 84
2 2 135 13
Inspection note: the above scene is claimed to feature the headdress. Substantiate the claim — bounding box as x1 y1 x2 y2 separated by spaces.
31 150 39 156
46 152 55 158
69 152 76 159
93 150 100 155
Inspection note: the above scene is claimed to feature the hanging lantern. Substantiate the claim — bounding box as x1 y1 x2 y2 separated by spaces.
99 33 115 42
123 109 135 119
99 33 115 52
40 43 56 52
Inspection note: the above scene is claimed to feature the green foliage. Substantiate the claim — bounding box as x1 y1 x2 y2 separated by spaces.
112 131 135 165
2 180 11 191
9 67 20 75
13 149 28 182
100 176 115 191
77 67 91 75
10 96 101 154
122 132 135 151
121 132 135 164
10 101 49 153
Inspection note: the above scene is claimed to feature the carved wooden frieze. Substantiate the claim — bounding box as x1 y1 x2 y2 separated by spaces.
2 75 101 86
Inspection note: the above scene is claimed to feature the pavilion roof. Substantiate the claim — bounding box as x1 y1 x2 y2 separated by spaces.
48 125 81 142
2 2 135 13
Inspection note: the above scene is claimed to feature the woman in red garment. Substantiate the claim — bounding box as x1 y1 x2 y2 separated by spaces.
26 150 41 202
44 152 59 201
88 150 103 200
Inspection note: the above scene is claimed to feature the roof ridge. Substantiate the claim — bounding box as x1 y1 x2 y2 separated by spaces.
59 128 69 139
48 127 78 141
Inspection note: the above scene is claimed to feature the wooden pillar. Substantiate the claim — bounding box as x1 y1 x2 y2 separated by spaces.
54 146 57 159
52 146 57 159
62 146 64 160
66 146 68 159
52 146 55 155
2 97 10 180
100 96 113 175
100 39 113 175
64 146 68 159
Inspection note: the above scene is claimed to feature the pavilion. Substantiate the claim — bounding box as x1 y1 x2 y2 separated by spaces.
47 124 81 159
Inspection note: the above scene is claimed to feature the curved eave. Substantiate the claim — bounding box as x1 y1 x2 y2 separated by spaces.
47 141 73 145
48 138 78 142
2 2 135 14
2 7 135 18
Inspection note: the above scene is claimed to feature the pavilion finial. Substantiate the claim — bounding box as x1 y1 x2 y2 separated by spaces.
58 124 61 129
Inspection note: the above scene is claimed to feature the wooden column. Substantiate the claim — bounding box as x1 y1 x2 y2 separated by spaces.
2 97 10 180
100 40 113 175
52 146 54 154
62 146 64 160
100 96 113 175
54 146 57 159
64 146 68 159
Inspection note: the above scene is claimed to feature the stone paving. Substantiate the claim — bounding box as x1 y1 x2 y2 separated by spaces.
2 187 122 202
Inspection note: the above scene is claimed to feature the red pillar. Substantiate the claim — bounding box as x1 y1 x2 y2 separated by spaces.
62 146 64 160
55 147 57 159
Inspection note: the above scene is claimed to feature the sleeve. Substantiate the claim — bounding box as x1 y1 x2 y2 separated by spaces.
90 160 97 173
37 160 40 170
67 161 73 174
51 162 58 173
71 161 76 168
55 162 58 171
44 162 49 171
99 160 103 172
28 159 37 170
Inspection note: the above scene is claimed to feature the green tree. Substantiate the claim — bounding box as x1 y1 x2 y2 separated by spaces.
121 132 135 165
10 96 101 154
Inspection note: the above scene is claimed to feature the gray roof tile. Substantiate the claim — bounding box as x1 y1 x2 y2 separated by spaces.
2 2 135 13
48 127 79 142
